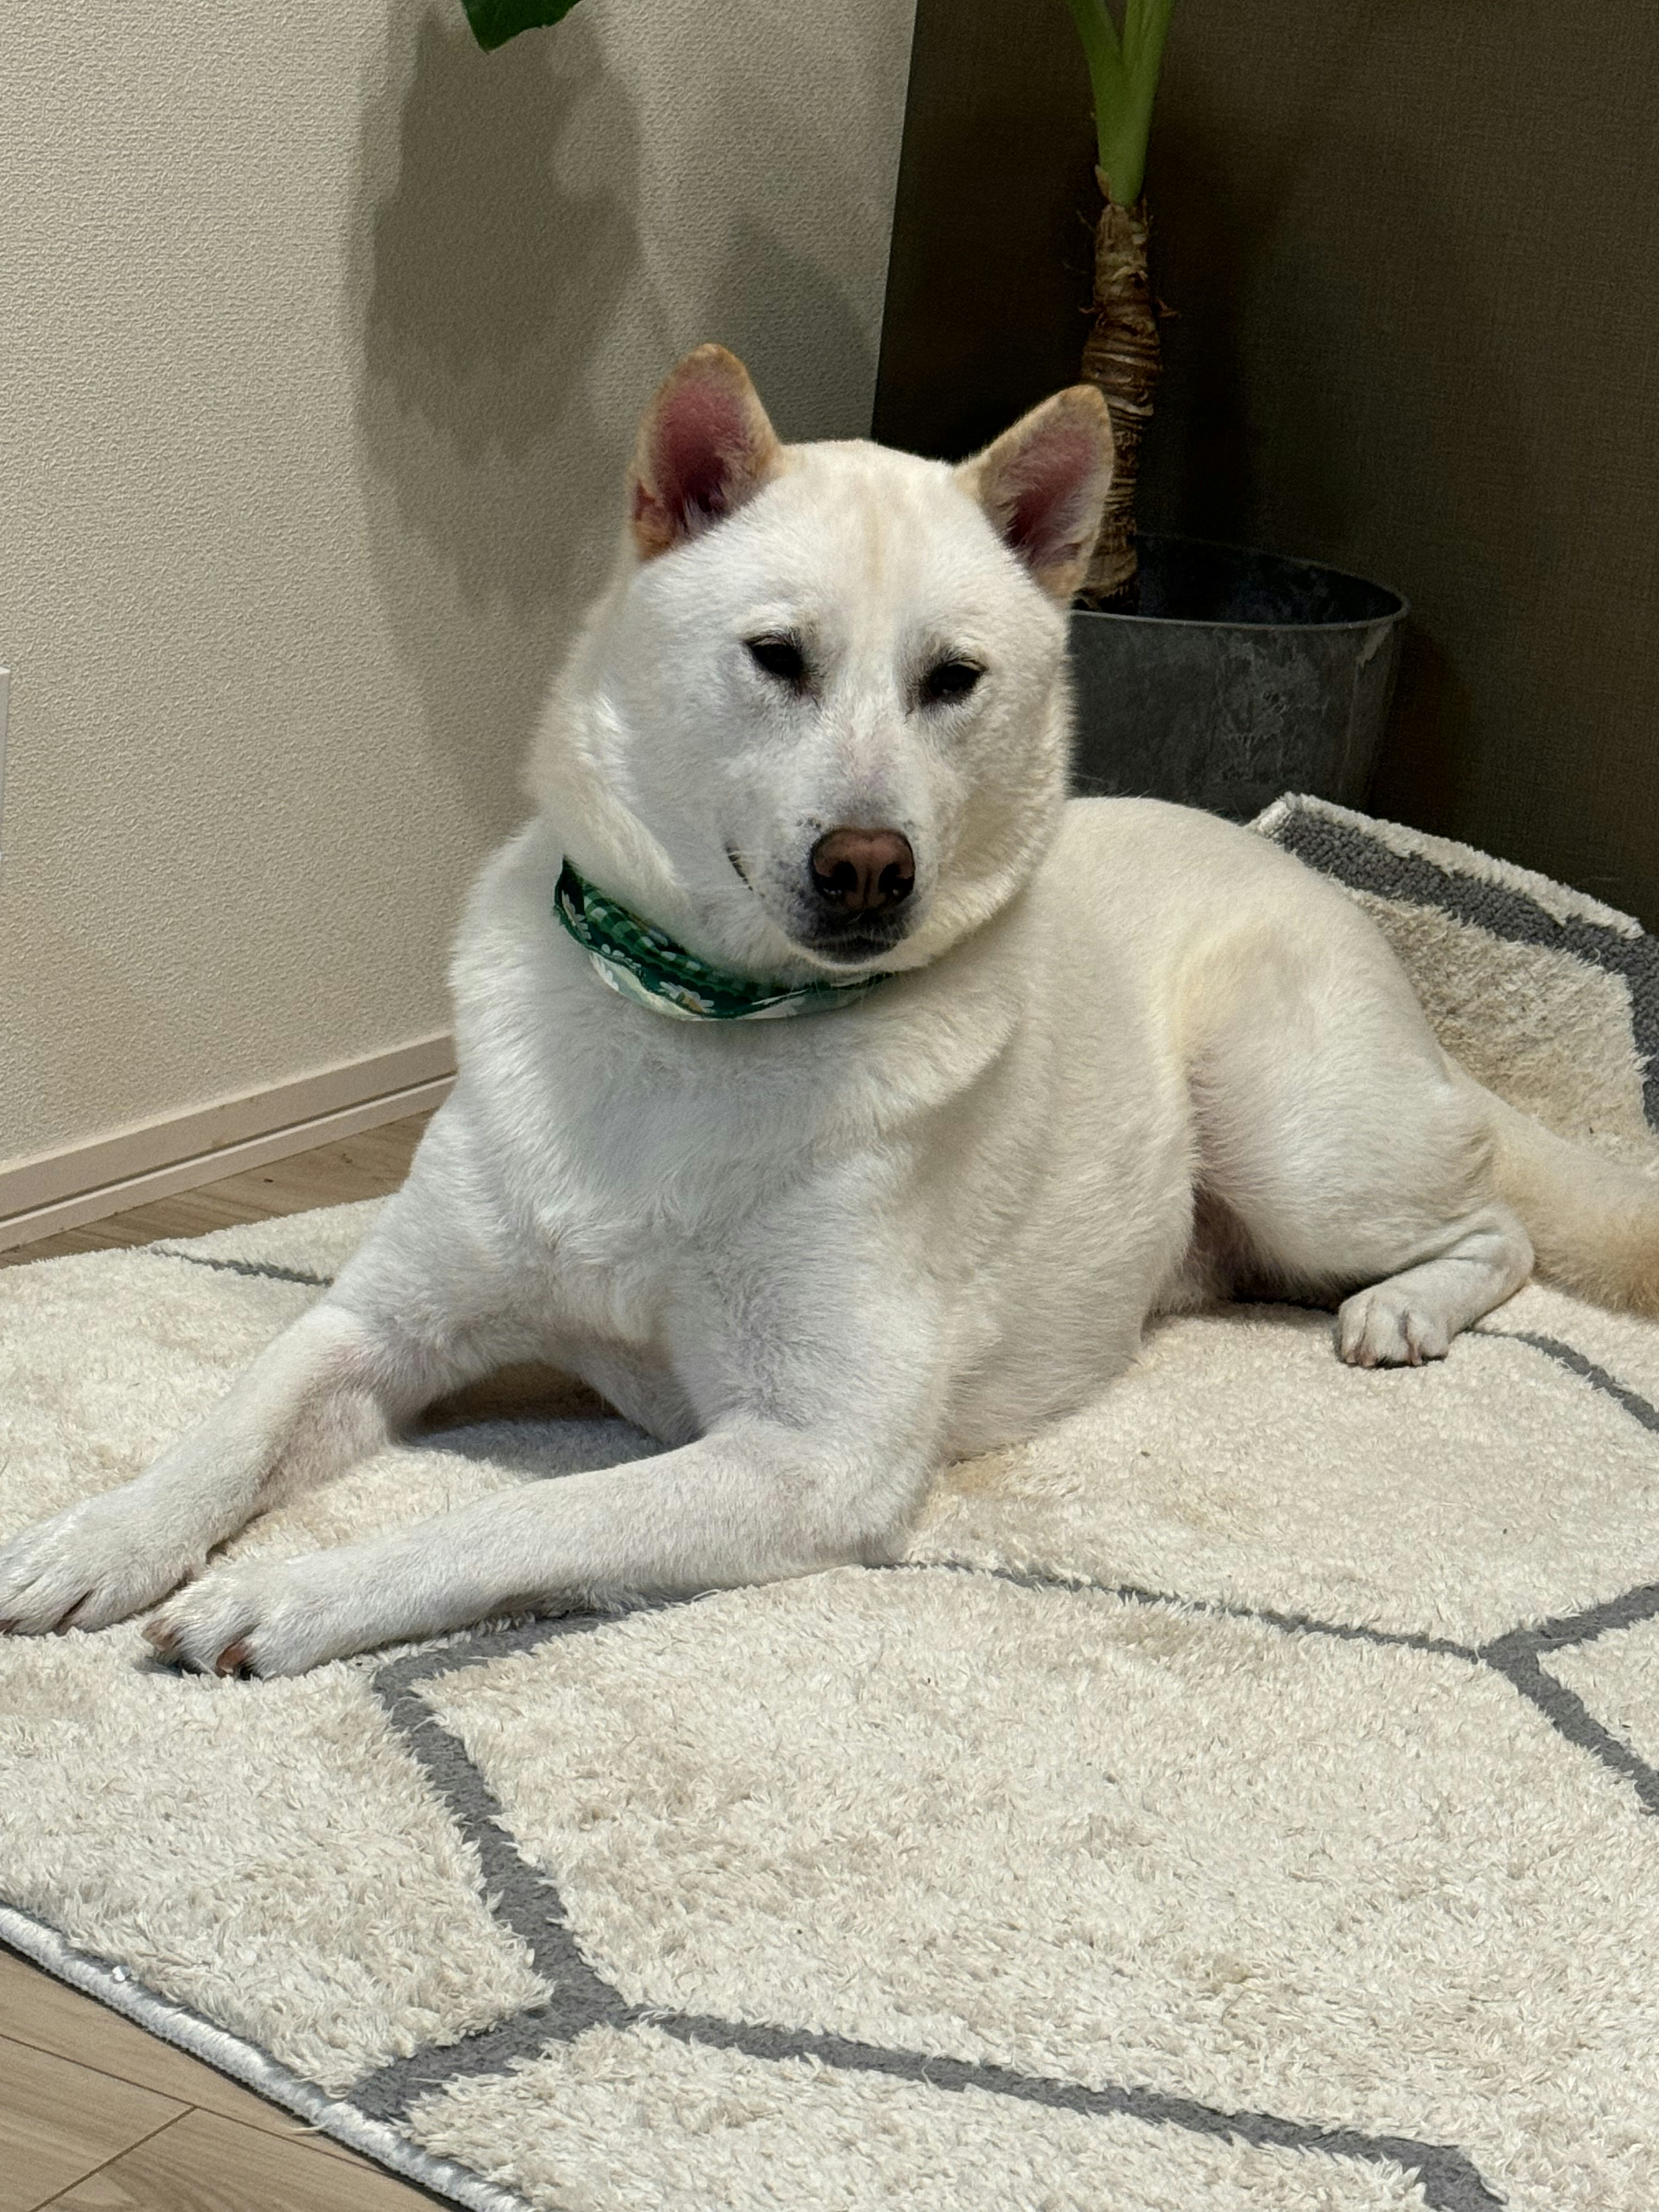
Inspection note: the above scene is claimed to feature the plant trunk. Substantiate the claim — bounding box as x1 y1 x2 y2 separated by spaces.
1077 177 1161 606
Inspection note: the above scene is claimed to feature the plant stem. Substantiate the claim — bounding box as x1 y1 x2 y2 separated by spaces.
1062 0 1175 596
1078 186 1160 602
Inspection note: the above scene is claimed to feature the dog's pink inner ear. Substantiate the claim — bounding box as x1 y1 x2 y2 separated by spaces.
996 429 1106 569
630 346 781 560
963 389 1115 602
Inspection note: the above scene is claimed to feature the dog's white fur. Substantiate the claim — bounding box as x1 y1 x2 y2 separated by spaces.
4 347 1655 1677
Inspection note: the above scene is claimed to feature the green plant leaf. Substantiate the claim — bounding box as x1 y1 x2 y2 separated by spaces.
463 0 585 53
1062 0 1175 204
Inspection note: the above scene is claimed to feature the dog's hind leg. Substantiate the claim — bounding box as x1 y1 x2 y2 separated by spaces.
1329 1211 1533 1367
1187 914 1533 1368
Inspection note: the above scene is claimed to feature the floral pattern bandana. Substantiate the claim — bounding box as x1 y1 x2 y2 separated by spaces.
553 861 889 1022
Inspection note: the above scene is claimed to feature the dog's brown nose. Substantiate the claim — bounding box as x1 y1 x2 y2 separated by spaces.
809 827 915 915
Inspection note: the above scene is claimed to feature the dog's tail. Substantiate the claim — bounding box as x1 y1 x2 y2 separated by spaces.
1483 1086 1659 1316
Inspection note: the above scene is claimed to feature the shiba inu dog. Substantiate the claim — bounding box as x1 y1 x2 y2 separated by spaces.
3 345 1654 1678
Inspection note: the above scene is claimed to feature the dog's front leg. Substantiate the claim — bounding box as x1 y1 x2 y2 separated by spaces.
145 1412 937 1678
0 1145 533 1639
145 1166 950 1675
0 1296 472 1638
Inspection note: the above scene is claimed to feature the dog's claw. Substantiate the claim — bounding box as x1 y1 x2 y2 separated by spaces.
215 1640 251 1678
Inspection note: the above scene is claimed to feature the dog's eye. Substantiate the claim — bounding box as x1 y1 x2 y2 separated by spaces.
921 658 982 705
745 634 808 686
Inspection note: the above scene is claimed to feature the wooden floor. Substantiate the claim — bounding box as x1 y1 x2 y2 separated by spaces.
0 1115 433 1269
1 1113 454 2209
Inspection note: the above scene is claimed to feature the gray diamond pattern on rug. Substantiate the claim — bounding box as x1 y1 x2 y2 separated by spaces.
4 801 1659 2212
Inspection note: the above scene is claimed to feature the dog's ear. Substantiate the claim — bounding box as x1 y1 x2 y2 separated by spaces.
628 345 782 561
958 387 1115 602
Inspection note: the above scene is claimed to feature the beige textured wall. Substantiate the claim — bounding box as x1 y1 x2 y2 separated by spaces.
0 0 914 1167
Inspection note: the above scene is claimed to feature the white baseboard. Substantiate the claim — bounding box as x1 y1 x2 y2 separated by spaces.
0 1034 455 1255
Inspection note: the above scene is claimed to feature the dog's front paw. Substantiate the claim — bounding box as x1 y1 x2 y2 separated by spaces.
145 1555 366 1678
0 1490 203 1637
1336 1282 1451 1369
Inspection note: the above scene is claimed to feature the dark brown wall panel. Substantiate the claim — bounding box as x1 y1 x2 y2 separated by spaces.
874 0 1659 927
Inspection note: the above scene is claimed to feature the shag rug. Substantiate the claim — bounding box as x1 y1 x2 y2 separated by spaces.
4 797 1659 2212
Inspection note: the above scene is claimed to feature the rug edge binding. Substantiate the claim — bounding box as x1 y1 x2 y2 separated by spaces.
1251 793 1646 938
0 1900 541 2212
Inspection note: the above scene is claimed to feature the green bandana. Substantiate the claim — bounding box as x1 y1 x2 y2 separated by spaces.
553 860 887 1022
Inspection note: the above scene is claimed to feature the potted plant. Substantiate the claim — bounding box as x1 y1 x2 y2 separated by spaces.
1056 0 1406 817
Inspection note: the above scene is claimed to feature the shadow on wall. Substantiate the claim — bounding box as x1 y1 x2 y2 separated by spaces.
346 0 640 838
707 216 877 448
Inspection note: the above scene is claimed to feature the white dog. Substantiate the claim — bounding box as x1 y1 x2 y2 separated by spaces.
3 346 1654 1677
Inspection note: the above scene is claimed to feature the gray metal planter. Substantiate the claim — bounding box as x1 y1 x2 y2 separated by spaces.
1068 536 1407 821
